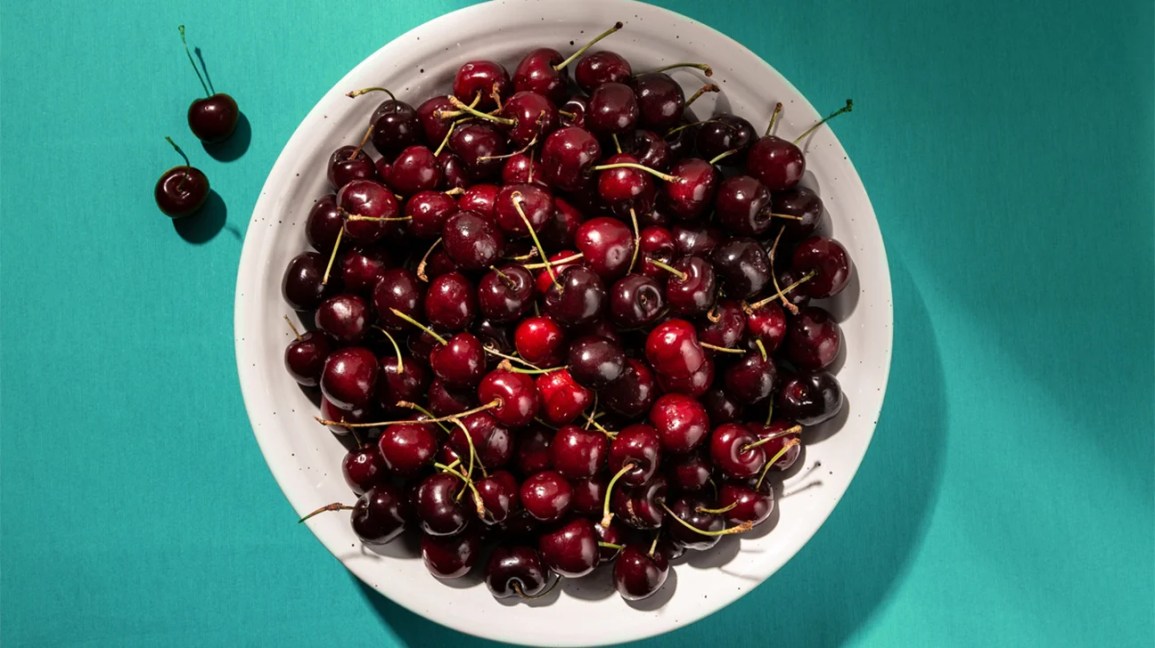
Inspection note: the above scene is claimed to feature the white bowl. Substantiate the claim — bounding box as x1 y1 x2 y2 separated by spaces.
235 0 892 644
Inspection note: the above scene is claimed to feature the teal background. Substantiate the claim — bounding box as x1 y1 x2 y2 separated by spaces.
2 0 1152 645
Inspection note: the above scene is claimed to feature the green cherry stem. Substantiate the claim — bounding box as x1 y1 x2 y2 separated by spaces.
178 25 210 98
756 437 802 489
591 162 677 183
388 307 447 345
298 502 355 524
794 99 853 144
659 502 754 536
555 21 624 71
600 462 636 527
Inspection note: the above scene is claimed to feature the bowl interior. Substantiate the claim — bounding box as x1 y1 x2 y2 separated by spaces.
235 1 892 645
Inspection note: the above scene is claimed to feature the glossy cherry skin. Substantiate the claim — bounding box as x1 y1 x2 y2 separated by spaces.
536 370 593 426
320 347 378 410
772 185 825 240
305 195 343 252
342 445 385 495
649 393 710 455
513 48 567 104
533 249 584 295
427 378 474 416
377 420 439 477
597 153 656 218
792 236 852 298
351 483 410 545
502 153 548 189
155 165 209 218
698 300 746 349
429 331 486 388
567 335 626 389
660 355 714 398
437 151 471 189
514 315 567 367
500 90 559 147
337 179 403 244
315 294 368 343
477 470 520 524
608 424 661 486
712 238 772 300
775 371 843 426
774 267 814 309
587 82 639 135
575 217 635 280
663 158 719 221
672 224 723 256
723 351 777 404
485 545 551 599
385 145 440 196
718 480 774 526
633 72 684 131
340 246 391 295
709 423 766 479
404 191 456 240
478 264 534 324
494 184 552 236
645 318 707 376
664 255 717 316
425 272 478 332
551 425 608 480
603 358 657 418
370 268 420 332
414 472 469 536
543 265 607 326
457 183 500 221
746 135 805 191
666 452 713 492
515 425 554 476
453 60 512 110
370 98 421 158
375 357 430 415
449 123 507 178
701 386 742 425
520 470 573 523
746 300 788 352
318 397 372 436
610 475 668 529
695 113 756 163
416 95 455 144
638 226 676 278
441 211 504 272
327 145 376 190
715 175 774 236
613 544 669 601
575 50 632 93
785 306 842 371
751 420 804 471
422 526 481 579
560 95 588 128
541 126 601 191
187 93 239 143
628 129 673 172
539 516 599 578
450 412 514 468
478 368 539 428
284 330 334 386
609 274 665 328
666 495 724 551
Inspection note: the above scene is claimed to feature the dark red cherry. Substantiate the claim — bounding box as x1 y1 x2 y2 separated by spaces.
594 518 628 562
709 423 765 479
666 495 724 551
791 236 853 298
775 371 843 426
437 151 471 189
477 470 520 524
644 318 708 377
494 184 552 237
597 153 656 218
441 211 504 272
284 330 334 387
533 249 584 295
543 265 607 326
155 161 209 219
572 475 607 517
746 301 788 352
406 191 458 240
315 293 368 343
453 60 512 110
429 331 486 387
375 356 430 415
608 424 661 486
698 300 746 349
609 274 665 328
372 268 422 332
575 50 632 93
610 475 667 528
485 545 551 599
515 425 554 476
541 126 600 191
320 346 378 410
478 368 539 428
551 425 608 480
337 179 402 244
414 472 469 536
340 246 391 295
664 255 717 316
632 72 684 131
520 470 573 523
672 223 723 256
746 135 804 191
450 412 514 468
457 183 500 221
319 397 372 436
501 90 559 147
773 186 825 240
351 483 410 545
695 113 756 164
638 225 676 279
514 315 566 367
750 420 804 472
575 216 635 280
666 452 713 492
587 82 639 135
701 386 742 425
774 267 814 309
424 271 478 332
305 195 344 252
478 264 534 324
188 93 239 143
422 526 481 580
539 517 598 578
663 158 718 220
628 129 673 172
427 378 474 416
327 145 377 190
377 419 439 477
449 123 507 178
536 370 593 427
513 48 568 104
656 356 714 398
715 175 774 236
416 95 455 144
649 393 710 455
718 480 773 526
567 335 626 389
369 97 421 158
785 306 842 371
723 351 777 404
603 358 656 418
385 145 441 196
711 238 772 299
502 153 548 188
560 95 588 128
342 444 385 495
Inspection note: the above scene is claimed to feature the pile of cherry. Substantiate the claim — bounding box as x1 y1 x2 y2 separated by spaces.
283 23 853 604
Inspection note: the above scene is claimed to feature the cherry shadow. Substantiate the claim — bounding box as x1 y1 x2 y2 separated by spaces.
173 190 226 244
204 112 251 162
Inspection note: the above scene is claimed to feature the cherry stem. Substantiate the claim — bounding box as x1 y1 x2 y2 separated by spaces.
583 407 616 438
756 438 802 489
165 136 192 168
388 307 447 345
283 315 302 341
765 401 775 426
435 461 487 516
349 122 374 160
659 502 754 536
755 339 768 361
648 534 661 558
650 62 714 76
583 394 598 430
706 306 722 323
484 345 541 370
665 120 703 138
498 360 563 375
415 237 442 282
443 187 465 196
450 418 484 492
447 95 515 126
592 162 676 183
628 208 640 273
511 192 557 286
558 109 577 120
478 133 538 162
648 258 687 281
321 226 344 286
600 462 637 527
598 541 624 551
708 148 740 165
178 25 211 98
298 503 355 524
346 87 396 100
740 424 803 454
794 99 853 144
684 83 720 109
700 342 745 355
746 271 815 311
398 401 454 434
316 399 501 429
769 212 802 221
373 326 405 374
611 133 622 154
555 21 624 71
521 252 581 270
695 501 737 515
433 120 462 157
765 102 783 136
345 214 412 222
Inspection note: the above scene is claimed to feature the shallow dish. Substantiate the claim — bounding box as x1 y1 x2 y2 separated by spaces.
235 0 892 644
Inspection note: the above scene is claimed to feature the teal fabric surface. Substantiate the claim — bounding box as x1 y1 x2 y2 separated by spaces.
1 0 1152 645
